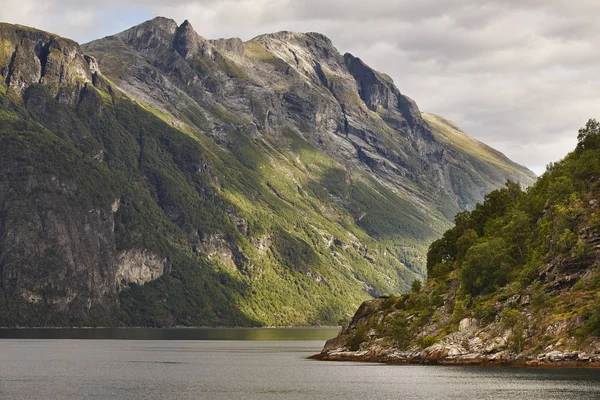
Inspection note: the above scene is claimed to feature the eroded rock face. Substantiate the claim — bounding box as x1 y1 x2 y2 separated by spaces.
83 17 536 220
116 250 168 290
0 167 172 318
0 23 93 101
459 317 478 332
0 173 113 315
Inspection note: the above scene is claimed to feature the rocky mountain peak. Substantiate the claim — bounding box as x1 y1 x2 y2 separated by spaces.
114 16 179 53
248 29 349 94
251 30 340 63
136 16 179 36
110 17 216 63
344 52 422 130
174 19 212 60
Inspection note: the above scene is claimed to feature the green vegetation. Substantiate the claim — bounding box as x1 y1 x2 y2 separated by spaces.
340 119 600 353
0 70 434 327
423 119 600 341
427 120 600 297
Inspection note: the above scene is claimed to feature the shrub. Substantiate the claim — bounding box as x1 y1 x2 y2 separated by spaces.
473 302 497 325
348 323 368 351
389 314 411 349
411 279 422 294
556 229 577 253
501 309 525 353
531 281 550 309
416 335 437 349
572 238 593 259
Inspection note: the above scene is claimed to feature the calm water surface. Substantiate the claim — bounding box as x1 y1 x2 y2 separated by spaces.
1 329 600 399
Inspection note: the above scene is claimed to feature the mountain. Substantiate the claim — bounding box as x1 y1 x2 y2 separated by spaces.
0 19 535 327
316 120 600 366
422 113 537 209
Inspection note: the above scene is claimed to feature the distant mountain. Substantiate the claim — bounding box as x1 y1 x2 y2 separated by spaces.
422 113 537 209
0 18 535 327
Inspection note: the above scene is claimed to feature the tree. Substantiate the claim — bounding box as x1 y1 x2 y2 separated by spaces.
576 119 600 151
411 279 422 293
456 229 478 262
500 210 531 262
460 238 512 296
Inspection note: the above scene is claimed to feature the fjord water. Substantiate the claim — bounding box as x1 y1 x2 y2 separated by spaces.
1 330 600 399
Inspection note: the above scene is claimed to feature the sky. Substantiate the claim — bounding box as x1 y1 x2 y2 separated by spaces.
2 0 599 174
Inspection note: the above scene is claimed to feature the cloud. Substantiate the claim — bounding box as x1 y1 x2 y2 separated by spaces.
1 0 598 174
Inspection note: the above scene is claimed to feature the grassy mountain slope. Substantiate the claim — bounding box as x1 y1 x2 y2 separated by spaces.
0 20 535 327
318 120 600 365
423 112 537 209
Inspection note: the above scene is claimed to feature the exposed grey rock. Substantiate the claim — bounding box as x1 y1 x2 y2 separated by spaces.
0 23 92 101
115 250 168 291
484 337 508 353
83 18 536 225
459 317 478 332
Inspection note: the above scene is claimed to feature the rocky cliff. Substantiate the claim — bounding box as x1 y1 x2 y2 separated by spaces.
84 18 537 213
317 122 600 365
0 19 535 327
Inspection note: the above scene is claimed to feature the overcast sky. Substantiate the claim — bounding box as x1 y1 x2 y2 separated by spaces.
3 0 599 174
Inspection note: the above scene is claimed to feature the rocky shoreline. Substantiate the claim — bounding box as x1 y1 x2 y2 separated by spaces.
311 349 600 368
312 297 600 369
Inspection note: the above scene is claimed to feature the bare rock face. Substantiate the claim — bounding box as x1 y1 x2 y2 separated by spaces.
459 317 478 332
0 170 114 318
174 20 214 60
116 250 168 290
210 38 245 58
0 23 93 102
84 18 536 221
344 53 419 128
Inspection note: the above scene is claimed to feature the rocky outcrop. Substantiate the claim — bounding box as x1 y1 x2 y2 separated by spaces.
0 23 95 103
115 250 168 290
314 301 600 367
316 189 600 366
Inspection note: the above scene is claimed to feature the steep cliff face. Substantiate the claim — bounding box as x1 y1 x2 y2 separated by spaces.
0 23 93 102
0 19 536 327
84 18 535 215
0 24 138 322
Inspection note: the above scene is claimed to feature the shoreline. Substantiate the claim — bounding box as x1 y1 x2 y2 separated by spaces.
309 352 600 369
0 326 342 330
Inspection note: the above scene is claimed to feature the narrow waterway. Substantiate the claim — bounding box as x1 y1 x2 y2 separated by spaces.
1 329 600 399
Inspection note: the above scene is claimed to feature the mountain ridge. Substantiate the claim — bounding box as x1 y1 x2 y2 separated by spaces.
0 18 535 327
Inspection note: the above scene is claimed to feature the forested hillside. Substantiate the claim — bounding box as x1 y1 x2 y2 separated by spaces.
318 120 600 365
